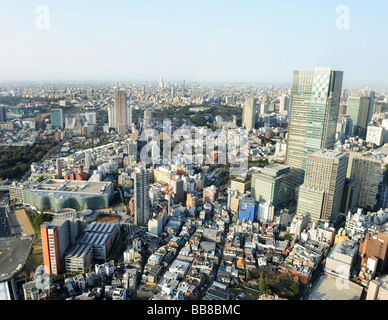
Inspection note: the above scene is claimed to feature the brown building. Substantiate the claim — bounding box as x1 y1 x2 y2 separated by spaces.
203 185 219 204
64 172 89 181
186 193 197 209
359 229 388 274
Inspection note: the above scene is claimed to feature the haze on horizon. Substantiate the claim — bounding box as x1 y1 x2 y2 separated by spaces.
0 0 387 87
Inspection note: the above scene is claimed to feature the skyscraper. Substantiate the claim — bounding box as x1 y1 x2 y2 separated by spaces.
346 96 372 139
279 95 290 113
41 217 85 275
296 149 348 222
346 152 382 210
0 106 7 122
114 89 128 131
107 106 115 129
242 97 257 130
56 158 62 178
285 67 344 186
134 167 150 226
50 109 64 129
143 109 152 129
251 164 293 207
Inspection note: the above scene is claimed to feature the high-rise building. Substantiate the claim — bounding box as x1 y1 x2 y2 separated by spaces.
56 158 62 178
203 185 219 204
107 106 115 129
0 106 7 122
50 109 64 129
134 167 150 226
359 229 388 275
143 109 152 129
296 149 348 222
172 178 184 203
114 89 127 131
346 96 372 139
41 217 85 275
285 67 344 186
251 164 293 207
242 97 257 130
84 112 97 125
84 151 92 170
279 95 290 113
341 178 361 215
238 196 256 223
346 152 382 210
127 105 133 130
368 91 376 123
366 126 385 146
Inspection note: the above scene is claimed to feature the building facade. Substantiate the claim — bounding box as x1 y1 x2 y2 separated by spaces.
285 67 344 187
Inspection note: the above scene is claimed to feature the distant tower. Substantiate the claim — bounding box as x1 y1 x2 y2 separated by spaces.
0 106 7 123
107 106 115 129
50 109 63 129
242 97 257 130
56 158 62 178
84 151 91 170
285 67 344 187
279 95 290 113
143 110 152 129
114 89 127 132
134 167 150 226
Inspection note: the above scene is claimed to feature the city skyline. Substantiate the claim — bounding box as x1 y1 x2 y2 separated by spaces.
0 1 387 86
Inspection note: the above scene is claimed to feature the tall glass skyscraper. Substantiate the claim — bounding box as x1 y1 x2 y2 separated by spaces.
285 67 344 187
346 96 372 139
50 108 63 129
242 97 257 130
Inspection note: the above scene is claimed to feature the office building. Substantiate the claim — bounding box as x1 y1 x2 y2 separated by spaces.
230 178 251 195
285 67 344 186
359 229 388 275
325 239 359 279
366 126 384 147
107 106 115 129
257 201 275 223
114 89 128 131
279 95 289 113
172 178 184 203
242 97 257 130
238 197 256 223
203 185 219 204
296 149 348 222
143 109 152 128
346 96 372 139
0 106 7 122
134 167 150 226
56 158 62 178
50 109 64 129
251 164 293 207
148 211 167 236
366 275 388 300
341 178 361 214
41 217 85 275
346 152 382 210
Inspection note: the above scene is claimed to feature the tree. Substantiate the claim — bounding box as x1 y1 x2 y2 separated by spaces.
290 281 300 296
259 272 268 294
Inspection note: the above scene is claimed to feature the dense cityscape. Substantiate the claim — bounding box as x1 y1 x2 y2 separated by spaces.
1 2 388 315
1 73 388 304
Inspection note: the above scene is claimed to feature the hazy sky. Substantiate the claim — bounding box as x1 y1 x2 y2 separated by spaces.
0 0 387 86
